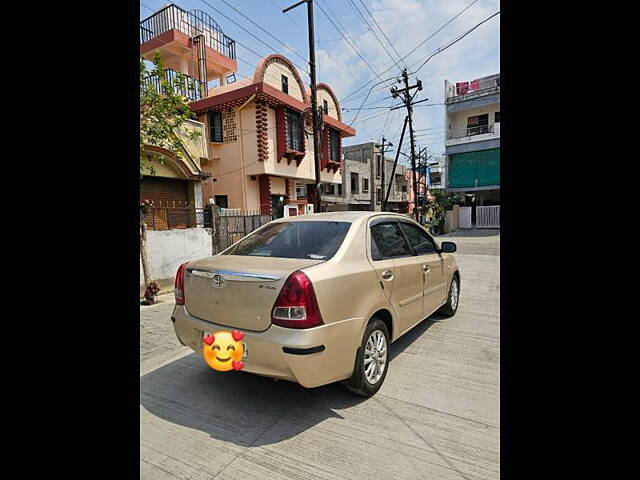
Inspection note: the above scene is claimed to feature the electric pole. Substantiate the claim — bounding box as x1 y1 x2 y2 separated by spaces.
283 0 322 214
376 137 393 211
384 116 408 210
391 69 423 221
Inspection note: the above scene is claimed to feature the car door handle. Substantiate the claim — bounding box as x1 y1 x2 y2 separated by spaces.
422 265 431 273
381 270 394 280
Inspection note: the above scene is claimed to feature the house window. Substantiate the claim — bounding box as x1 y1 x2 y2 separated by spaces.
214 195 228 209
323 99 328 114
430 172 442 185
209 111 223 142
495 111 500 123
376 188 381 204
286 109 303 151
467 113 489 136
281 75 289 94
351 172 359 194
325 183 335 195
363 178 369 193
337 184 342 195
402 185 407 193
376 155 381 178
329 129 340 161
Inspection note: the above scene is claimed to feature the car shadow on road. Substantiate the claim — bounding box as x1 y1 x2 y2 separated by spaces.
141 314 447 448
140 352 368 447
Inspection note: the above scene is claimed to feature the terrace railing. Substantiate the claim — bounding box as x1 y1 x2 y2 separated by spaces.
141 68 204 102
140 4 236 60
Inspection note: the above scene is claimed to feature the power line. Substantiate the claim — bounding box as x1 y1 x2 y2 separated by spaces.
411 11 501 74
346 79 396 126
140 2 154 13
315 0 385 83
198 0 311 78
346 0 403 71
268 0 306 33
214 0 309 65
356 0 406 69
339 0 480 104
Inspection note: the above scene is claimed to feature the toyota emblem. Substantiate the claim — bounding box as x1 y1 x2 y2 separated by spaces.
212 275 225 288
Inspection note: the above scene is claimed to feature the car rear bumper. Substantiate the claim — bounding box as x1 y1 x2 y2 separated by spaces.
172 305 368 388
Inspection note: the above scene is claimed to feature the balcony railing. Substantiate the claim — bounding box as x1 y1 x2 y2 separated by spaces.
446 84 500 104
142 68 204 102
446 123 497 140
140 4 236 60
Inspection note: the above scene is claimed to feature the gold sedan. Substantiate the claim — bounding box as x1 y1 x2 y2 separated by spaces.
172 211 460 396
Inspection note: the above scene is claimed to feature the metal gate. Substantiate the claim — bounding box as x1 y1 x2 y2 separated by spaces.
212 209 272 254
458 206 472 228
476 205 500 228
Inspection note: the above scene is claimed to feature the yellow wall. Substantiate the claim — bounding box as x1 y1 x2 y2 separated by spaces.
197 94 343 211
173 119 208 170
316 89 339 121
270 176 287 195
263 61 305 102
141 153 183 179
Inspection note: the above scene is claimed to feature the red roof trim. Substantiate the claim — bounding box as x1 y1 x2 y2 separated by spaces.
316 83 342 122
189 82 355 136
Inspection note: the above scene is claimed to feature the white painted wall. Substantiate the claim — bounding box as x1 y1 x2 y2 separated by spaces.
140 228 212 286
446 103 500 137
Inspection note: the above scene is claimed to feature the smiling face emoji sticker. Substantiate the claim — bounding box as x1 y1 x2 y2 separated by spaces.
202 330 245 371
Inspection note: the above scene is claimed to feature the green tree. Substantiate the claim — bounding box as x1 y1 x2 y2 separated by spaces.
421 190 464 233
139 52 198 293
140 52 198 176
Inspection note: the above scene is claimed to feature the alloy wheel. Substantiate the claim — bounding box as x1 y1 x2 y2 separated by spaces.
450 279 459 310
364 329 387 384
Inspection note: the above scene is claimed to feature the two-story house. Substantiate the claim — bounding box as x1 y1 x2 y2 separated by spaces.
140 3 354 222
444 73 500 211
189 54 354 216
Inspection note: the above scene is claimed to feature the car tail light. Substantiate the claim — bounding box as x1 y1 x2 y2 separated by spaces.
175 263 187 305
271 271 323 329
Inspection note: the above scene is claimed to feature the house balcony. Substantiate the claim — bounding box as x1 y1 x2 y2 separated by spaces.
445 122 500 148
142 68 205 102
446 84 500 105
140 3 237 80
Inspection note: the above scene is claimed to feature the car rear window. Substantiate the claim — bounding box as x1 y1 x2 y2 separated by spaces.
222 221 351 260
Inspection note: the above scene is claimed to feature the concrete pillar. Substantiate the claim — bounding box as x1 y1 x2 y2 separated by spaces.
193 182 203 209
452 204 460 230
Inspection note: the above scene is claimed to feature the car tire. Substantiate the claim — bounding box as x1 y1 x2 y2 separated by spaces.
438 275 460 317
342 318 390 397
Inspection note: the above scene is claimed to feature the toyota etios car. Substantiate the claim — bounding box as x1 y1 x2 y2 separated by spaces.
172 211 459 396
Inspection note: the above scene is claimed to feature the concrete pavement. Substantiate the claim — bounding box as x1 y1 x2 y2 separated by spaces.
140 233 500 479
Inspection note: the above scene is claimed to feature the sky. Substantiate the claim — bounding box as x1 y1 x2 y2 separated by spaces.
140 0 500 166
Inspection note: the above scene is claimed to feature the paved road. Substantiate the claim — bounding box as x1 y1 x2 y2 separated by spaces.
140 233 500 479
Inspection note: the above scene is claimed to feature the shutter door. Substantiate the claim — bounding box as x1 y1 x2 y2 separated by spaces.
449 148 500 188
140 177 189 204
140 177 191 230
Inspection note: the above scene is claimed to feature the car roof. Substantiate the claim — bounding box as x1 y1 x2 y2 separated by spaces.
270 211 414 223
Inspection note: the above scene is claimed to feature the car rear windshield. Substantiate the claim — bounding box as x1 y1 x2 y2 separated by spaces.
223 221 351 260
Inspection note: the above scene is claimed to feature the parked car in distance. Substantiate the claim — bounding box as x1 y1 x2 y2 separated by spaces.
172 211 460 396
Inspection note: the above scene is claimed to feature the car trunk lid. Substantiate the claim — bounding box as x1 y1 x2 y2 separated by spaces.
184 255 324 331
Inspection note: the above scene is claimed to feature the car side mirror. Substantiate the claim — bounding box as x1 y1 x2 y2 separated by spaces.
440 241 457 253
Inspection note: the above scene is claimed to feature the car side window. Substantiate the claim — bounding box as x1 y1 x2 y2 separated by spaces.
398 222 437 255
370 223 412 260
